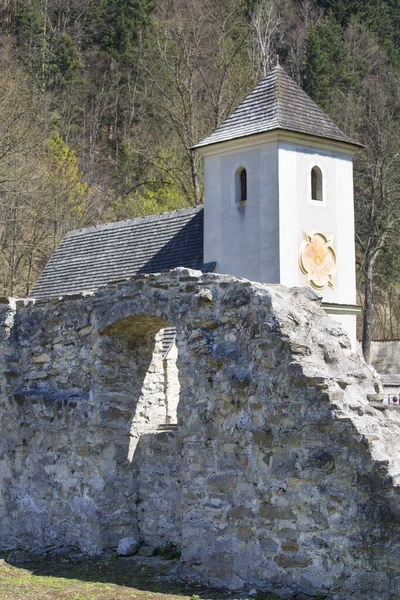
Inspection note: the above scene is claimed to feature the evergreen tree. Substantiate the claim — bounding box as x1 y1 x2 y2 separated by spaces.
50 34 80 88
13 0 51 86
315 0 400 65
89 0 155 59
302 15 355 109
314 0 366 27
46 130 90 238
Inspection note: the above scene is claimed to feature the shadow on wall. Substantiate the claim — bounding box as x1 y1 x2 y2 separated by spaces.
138 209 204 274
93 313 182 550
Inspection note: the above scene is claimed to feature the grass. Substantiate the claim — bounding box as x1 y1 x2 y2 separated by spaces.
0 552 239 600
0 553 212 600
0 552 295 600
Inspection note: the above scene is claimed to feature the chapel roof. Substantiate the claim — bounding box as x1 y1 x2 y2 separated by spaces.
31 67 358 302
194 65 359 149
31 206 210 300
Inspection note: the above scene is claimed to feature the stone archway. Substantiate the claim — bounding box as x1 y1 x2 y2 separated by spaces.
92 312 182 548
1 270 398 599
97 314 170 455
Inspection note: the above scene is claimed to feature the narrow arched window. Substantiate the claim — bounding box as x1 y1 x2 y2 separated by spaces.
235 167 247 204
311 166 323 201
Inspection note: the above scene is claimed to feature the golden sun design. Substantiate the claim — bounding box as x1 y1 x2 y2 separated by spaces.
299 230 337 290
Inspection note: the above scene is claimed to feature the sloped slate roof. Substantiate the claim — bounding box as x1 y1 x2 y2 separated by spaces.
194 65 358 149
31 206 208 300
162 327 177 359
380 373 400 387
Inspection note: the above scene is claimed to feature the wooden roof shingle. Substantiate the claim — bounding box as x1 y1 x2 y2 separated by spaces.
194 65 359 149
31 206 208 300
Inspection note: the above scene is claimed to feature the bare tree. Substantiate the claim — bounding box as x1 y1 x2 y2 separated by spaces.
354 74 400 362
282 0 321 82
138 0 251 204
0 39 93 296
250 0 281 79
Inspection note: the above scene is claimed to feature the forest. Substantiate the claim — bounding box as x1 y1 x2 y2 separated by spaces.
0 0 399 359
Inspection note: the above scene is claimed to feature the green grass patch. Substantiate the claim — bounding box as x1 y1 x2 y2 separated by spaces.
0 554 218 600
0 554 305 600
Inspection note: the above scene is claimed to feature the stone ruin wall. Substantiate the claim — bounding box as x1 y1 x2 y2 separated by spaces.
370 340 400 374
0 269 399 599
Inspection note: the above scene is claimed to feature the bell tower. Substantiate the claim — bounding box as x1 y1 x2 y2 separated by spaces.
194 65 361 345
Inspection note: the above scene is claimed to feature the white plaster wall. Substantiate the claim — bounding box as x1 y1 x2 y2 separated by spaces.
203 142 280 284
278 141 356 306
327 313 357 349
203 136 357 312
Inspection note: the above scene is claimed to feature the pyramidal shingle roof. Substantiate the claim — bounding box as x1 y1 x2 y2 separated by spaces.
194 65 359 149
31 206 210 300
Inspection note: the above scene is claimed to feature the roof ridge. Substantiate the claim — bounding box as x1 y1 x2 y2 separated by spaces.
276 67 346 132
274 68 282 126
66 205 204 238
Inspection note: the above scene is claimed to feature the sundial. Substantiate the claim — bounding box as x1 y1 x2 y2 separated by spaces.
299 229 337 290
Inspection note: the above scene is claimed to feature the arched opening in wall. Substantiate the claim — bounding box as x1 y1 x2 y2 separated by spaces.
93 313 182 549
235 167 247 204
311 166 323 201
97 315 180 460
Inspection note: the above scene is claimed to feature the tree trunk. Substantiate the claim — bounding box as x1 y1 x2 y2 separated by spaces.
362 257 374 363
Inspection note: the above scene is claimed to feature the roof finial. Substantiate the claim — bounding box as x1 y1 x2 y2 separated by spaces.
276 54 280 68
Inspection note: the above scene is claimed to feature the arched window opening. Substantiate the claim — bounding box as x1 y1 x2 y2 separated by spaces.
96 314 182 547
235 167 247 204
240 168 247 203
98 315 180 463
311 166 323 201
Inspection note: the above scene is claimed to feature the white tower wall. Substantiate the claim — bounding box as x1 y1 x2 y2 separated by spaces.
203 140 280 284
278 139 357 306
202 132 359 347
